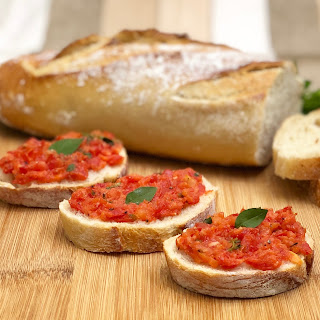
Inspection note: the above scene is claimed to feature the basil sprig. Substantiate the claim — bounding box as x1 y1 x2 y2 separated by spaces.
49 138 83 155
235 208 268 228
302 80 320 114
125 186 157 205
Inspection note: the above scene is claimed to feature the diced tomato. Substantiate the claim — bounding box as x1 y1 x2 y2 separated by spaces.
0 131 124 184
176 207 313 271
69 168 205 223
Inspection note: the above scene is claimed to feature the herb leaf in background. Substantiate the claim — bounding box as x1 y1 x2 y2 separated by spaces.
235 207 268 228
49 138 83 155
302 80 320 114
125 186 157 205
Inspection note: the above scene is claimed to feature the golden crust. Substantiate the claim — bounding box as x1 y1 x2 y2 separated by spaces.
0 29 302 165
163 234 314 298
0 149 128 208
59 178 217 253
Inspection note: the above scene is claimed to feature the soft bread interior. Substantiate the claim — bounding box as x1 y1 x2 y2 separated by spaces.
255 65 302 165
273 109 320 179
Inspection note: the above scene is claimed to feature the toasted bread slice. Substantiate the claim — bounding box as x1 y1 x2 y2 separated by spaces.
59 178 217 253
0 148 127 208
163 232 313 298
273 109 320 180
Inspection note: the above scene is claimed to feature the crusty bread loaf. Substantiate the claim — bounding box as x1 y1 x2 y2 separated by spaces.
59 177 217 253
0 29 302 166
0 148 127 208
163 233 314 298
273 109 320 180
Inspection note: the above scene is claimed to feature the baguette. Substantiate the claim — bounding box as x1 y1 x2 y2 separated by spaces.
0 29 302 166
273 109 320 180
163 208 314 298
59 176 217 253
0 134 128 208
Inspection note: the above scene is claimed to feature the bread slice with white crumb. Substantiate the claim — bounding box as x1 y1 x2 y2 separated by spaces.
163 232 313 298
273 109 320 180
59 178 217 253
0 148 127 208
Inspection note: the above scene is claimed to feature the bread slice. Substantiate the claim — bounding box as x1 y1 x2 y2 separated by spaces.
0 148 127 208
273 109 320 180
163 233 314 298
0 29 302 166
59 178 217 253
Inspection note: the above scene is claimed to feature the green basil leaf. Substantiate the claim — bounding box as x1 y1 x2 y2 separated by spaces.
204 217 212 224
82 151 92 158
235 208 268 228
228 238 241 251
66 163 75 172
125 186 157 205
304 80 311 89
102 137 114 146
49 138 83 155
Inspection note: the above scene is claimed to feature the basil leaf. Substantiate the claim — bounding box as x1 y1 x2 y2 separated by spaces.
228 238 241 251
204 217 212 224
102 137 114 146
82 151 92 158
66 164 75 172
302 80 320 114
49 138 83 155
235 208 268 228
304 80 311 89
125 186 157 205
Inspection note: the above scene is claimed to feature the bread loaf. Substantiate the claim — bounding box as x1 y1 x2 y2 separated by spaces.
0 29 303 166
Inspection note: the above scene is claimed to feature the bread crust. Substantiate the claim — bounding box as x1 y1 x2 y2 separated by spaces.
59 178 217 253
163 233 314 298
0 149 127 208
0 29 302 166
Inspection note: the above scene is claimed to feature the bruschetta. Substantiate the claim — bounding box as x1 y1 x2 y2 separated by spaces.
0 130 127 208
59 168 218 253
163 207 314 298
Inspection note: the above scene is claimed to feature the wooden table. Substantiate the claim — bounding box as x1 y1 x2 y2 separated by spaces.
0 123 319 320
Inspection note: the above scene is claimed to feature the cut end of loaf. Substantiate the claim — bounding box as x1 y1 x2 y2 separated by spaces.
255 63 303 166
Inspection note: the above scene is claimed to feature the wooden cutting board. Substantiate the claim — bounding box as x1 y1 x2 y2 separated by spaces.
0 123 319 320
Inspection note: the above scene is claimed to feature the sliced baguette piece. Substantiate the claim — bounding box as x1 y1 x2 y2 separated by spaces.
163 232 314 298
59 177 217 253
0 148 127 208
273 109 320 180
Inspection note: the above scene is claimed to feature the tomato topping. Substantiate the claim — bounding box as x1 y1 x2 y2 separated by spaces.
0 130 124 184
176 207 313 271
69 168 206 223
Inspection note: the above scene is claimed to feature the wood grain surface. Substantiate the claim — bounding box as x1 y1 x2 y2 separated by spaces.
0 123 319 320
